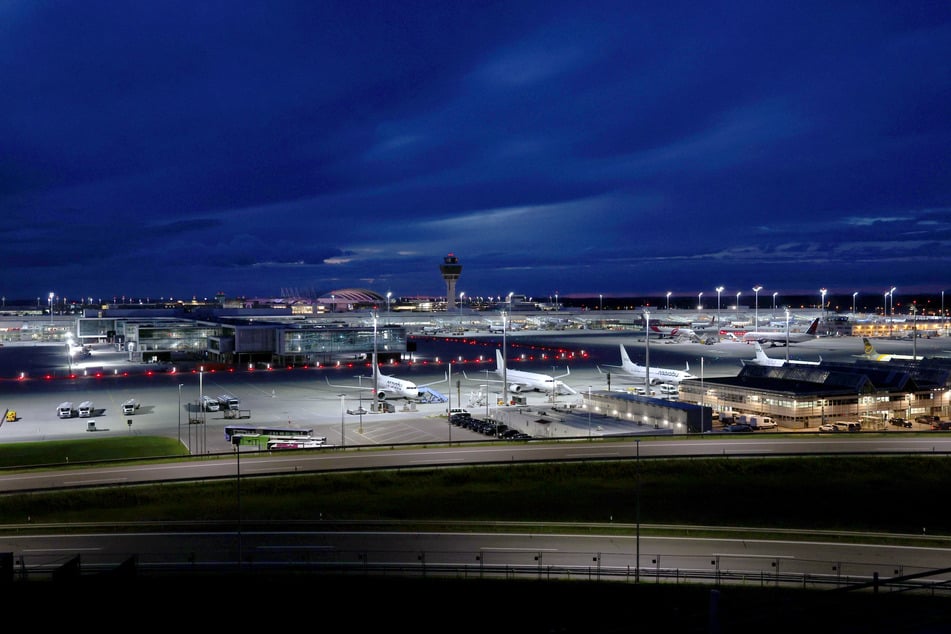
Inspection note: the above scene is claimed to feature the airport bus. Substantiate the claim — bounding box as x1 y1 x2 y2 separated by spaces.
223 425 322 448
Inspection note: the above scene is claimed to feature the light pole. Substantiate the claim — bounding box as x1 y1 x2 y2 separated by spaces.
459 292 464 315
785 308 790 362
820 288 827 317
177 383 183 447
735 291 741 321
752 286 762 329
338 393 346 447
716 286 724 339
587 386 592 439
372 311 379 412
330 294 334 314
643 309 650 390
665 292 670 311
911 302 919 360
501 311 508 407
386 291 391 316
852 292 858 317
48 292 54 326
772 291 778 311
697 292 703 310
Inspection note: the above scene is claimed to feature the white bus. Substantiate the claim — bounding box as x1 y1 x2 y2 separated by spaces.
78 401 94 417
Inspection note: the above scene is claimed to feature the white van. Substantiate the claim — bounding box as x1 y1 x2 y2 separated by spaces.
78 401 94 417
659 384 679 395
745 416 777 430
121 399 139 415
201 395 220 412
57 402 74 419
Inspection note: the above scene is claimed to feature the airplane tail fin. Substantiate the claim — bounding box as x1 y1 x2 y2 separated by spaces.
806 317 820 336
495 348 505 371
863 338 875 355
619 344 633 366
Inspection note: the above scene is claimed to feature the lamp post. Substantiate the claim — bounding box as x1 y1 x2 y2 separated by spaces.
554 292 558 311
501 311 508 407
459 292 464 315
338 393 346 447
912 303 918 360
386 291 391 316
752 286 762 329
820 288 827 317
177 383 183 447
735 291 741 321
852 292 858 317
697 292 703 310
587 386 592 440
48 292 54 325
772 291 778 311
715 286 724 340
635 437 641 584
372 311 379 412
785 308 790 362
643 309 651 390
330 294 334 314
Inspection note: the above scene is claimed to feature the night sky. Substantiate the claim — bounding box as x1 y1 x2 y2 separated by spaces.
2 1 949 303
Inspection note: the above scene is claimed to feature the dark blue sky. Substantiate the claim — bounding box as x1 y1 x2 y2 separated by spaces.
2 1 949 303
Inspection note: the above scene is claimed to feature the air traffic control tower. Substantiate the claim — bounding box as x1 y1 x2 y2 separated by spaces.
440 253 463 310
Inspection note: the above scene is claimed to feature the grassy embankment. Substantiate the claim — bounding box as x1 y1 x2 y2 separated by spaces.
0 436 949 539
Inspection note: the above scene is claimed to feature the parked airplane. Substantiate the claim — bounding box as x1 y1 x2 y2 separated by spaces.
599 344 697 384
854 338 922 362
649 324 697 340
736 317 821 346
327 351 447 400
466 349 576 395
742 342 822 367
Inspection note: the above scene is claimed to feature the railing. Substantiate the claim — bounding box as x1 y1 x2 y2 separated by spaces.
9 547 951 597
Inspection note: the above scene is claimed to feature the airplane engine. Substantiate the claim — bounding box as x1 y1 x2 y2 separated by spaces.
376 391 389 401
509 384 524 393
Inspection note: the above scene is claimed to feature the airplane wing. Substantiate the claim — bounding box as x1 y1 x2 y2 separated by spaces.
325 376 373 391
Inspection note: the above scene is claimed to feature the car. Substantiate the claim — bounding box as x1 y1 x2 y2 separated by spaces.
889 417 912 428
724 423 753 433
818 423 837 432
931 421 951 431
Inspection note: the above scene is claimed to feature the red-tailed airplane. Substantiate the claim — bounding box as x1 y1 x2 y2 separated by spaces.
728 317 821 346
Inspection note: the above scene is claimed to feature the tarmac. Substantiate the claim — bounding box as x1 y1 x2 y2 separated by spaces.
1 331 948 453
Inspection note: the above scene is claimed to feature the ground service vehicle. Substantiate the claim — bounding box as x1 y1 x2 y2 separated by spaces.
57 402 74 418
201 396 220 412
121 399 139 415
78 401 94 417
217 394 240 411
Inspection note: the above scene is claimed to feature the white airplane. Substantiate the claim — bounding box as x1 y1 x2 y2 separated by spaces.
742 342 822 367
326 351 447 401
738 317 821 346
467 349 577 395
599 344 697 385
854 338 922 362
648 324 697 340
